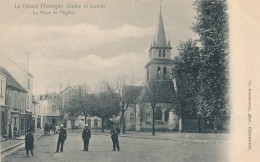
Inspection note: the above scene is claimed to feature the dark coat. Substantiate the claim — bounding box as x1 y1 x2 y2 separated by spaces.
110 128 120 139
82 128 91 140
58 128 67 141
25 132 34 150
44 124 49 131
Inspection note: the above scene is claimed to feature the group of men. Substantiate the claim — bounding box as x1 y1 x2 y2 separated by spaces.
44 123 56 136
25 123 121 156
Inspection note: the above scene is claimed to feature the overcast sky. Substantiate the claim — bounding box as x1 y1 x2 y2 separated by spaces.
0 0 197 95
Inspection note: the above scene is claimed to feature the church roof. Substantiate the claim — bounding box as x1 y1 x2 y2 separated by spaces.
138 80 176 103
124 85 143 103
0 66 27 92
154 10 169 48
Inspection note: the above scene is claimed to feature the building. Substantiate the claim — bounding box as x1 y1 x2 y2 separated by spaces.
0 67 28 138
124 9 178 132
71 115 102 129
57 86 74 128
0 54 35 135
35 92 60 129
0 69 7 137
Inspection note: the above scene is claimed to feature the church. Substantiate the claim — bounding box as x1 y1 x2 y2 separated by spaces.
124 9 179 131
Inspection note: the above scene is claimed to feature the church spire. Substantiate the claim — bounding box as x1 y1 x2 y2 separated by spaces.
155 8 167 47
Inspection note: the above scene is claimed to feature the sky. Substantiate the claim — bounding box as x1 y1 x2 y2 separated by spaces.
0 0 197 95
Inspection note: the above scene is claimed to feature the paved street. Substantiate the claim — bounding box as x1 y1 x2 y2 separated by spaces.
2 131 229 162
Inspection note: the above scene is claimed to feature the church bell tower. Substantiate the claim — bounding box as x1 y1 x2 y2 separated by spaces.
145 9 173 81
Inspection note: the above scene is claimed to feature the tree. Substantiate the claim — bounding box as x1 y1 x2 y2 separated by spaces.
65 86 85 129
105 74 138 133
144 81 160 136
94 91 120 132
66 85 92 125
142 80 175 135
56 88 73 125
193 0 230 132
172 39 201 132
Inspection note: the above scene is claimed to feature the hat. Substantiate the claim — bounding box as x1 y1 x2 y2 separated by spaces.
61 124 64 127
85 123 89 127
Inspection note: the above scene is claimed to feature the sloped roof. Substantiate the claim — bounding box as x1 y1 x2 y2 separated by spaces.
145 58 174 68
0 66 27 92
155 10 167 47
124 85 143 103
138 80 176 103
58 86 74 95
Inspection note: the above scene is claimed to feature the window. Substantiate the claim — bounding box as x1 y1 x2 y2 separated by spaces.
146 114 151 124
159 50 161 57
94 119 98 126
27 96 29 109
165 109 169 122
157 66 161 79
162 50 165 57
28 79 30 90
87 119 91 127
52 105 56 113
155 108 162 120
146 114 151 122
14 117 17 126
163 67 166 78
130 113 135 123
38 106 41 113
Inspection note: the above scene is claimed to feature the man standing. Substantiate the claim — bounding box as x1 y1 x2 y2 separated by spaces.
82 123 91 151
55 124 67 153
110 124 121 151
25 129 34 156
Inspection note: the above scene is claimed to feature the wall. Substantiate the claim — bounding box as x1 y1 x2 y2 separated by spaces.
133 102 177 131
0 72 7 106
124 104 136 131
0 72 7 136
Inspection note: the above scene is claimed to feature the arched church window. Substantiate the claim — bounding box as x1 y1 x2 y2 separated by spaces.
130 113 135 123
165 109 169 122
155 108 162 120
146 114 150 121
146 114 151 124
163 50 165 57
159 50 161 57
163 67 166 78
157 66 161 79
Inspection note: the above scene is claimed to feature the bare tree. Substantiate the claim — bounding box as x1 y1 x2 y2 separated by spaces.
105 74 139 133
142 80 175 135
55 87 74 125
144 81 161 135
93 91 119 132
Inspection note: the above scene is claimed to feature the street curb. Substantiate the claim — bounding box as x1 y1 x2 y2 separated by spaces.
0 133 42 155
0 141 24 155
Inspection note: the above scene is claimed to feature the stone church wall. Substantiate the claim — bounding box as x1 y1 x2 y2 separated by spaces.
124 102 178 131
124 104 136 131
